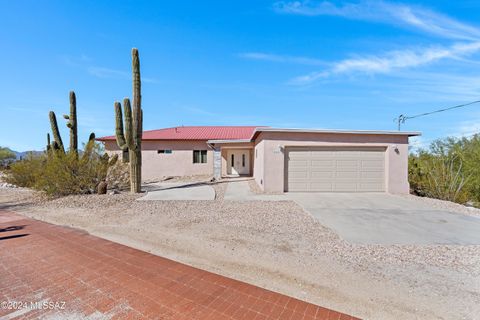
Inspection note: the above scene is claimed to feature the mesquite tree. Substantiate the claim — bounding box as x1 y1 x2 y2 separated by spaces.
114 48 143 193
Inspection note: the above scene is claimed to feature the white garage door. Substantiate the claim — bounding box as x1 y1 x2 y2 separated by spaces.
286 147 385 192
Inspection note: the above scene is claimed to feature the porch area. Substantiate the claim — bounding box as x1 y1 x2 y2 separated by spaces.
208 140 254 178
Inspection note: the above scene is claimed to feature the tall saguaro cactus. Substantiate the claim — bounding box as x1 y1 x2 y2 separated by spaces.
114 48 143 193
63 91 78 155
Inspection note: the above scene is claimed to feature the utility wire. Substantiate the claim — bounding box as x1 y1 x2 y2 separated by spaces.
395 100 480 130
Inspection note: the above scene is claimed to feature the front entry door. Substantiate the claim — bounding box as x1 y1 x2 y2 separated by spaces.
227 150 250 175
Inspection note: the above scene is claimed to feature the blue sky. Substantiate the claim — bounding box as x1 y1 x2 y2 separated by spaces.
1 0 480 151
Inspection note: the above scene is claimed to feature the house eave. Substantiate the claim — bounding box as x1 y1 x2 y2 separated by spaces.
251 127 422 140
207 139 253 144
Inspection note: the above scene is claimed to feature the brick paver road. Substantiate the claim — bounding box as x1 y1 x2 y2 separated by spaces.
0 209 360 319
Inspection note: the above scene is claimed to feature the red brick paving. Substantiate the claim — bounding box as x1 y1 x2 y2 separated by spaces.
0 209 360 319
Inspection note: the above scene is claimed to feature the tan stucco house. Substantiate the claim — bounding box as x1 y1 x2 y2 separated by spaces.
98 126 420 194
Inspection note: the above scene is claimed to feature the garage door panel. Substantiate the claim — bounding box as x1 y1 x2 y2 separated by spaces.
289 152 310 159
311 151 335 157
288 166 309 172
288 160 309 167
359 152 384 158
310 182 334 191
311 160 335 168
360 171 384 179
335 151 363 158
336 160 359 168
288 182 309 191
286 148 385 192
335 171 359 179
334 182 357 192
288 171 308 179
361 160 383 168
310 171 335 178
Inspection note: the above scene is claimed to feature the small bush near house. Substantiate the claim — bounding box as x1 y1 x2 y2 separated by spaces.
409 134 480 205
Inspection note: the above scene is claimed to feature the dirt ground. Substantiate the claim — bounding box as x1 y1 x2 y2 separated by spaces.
1 187 479 320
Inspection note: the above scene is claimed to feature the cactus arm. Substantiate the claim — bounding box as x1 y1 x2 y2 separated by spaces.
123 98 134 150
49 111 65 153
132 48 141 111
114 102 128 151
68 91 78 154
81 133 96 161
108 154 119 166
132 48 142 150
46 133 51 153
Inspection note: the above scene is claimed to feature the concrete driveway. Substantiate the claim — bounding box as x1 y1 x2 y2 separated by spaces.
139 182 215 200
288 193 480 245
225 180 480 245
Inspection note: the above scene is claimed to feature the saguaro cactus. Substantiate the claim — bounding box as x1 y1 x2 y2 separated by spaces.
114 48 143 193
48 92 93 156
49 111 65 153
46 133 51 152
63 91 78 155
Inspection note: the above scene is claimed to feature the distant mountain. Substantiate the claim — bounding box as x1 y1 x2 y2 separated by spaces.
12 150 44 160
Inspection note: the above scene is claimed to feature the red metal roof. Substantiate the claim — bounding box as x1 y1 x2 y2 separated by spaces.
97 126 259 141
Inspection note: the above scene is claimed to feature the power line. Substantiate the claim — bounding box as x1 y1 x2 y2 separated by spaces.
395 100 480 130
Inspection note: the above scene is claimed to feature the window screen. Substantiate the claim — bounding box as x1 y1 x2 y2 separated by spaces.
193 150 207 163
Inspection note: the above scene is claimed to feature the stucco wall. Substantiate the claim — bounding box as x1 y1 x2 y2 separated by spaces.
253 138 265 190
104 140 213 181
255 132 410 194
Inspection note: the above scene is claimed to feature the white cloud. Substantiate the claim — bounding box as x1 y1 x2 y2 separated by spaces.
273 0 480 40
290 42 480 84
384 71 480 102
409 136 428 150
238 52 326 66
450 118 480 137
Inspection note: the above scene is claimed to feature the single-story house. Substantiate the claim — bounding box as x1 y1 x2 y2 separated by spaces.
97 126 420 194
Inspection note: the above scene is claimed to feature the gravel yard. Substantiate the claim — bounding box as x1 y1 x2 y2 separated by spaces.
1 187 479 320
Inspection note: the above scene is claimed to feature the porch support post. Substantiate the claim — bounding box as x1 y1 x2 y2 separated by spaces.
213 147 222 180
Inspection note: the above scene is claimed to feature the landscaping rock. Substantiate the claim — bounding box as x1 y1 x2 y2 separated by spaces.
0 182 18 189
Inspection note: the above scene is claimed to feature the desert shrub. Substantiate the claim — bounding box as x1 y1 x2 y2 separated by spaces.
424 156 469 203
0 147 15 161
5 143 123 196
4 153 45 188
409 156 428 197
35 152 99 196
409 134 479 204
